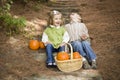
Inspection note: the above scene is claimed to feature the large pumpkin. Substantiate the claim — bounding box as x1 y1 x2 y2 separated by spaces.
57 51 69 61
39 41 45 49
29 40 40 50
73 52 81 59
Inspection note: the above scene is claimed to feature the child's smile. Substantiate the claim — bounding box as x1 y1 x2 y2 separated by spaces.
53 14 62 27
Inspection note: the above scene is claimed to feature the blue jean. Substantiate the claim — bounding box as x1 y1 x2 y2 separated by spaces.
46 44 65 63
71 40 96 62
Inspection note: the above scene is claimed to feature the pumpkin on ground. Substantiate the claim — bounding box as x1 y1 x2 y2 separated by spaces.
57 51 69 61
39 41 45 49
73 52 81 59
29 40 40 50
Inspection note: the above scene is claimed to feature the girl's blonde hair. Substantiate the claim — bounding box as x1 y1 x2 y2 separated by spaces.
48 10 64 26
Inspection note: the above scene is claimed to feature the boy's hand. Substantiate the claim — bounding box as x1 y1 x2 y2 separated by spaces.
81 34 88 40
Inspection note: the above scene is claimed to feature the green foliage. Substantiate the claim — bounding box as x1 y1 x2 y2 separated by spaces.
0 14 26 35
0 0 13 15
0 0 27 35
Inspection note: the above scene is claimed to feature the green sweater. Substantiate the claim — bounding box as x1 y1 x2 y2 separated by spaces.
44 26 66 48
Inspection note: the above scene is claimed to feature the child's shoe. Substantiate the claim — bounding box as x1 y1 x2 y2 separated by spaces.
46 63 53 68
52 62 57 68
83 60 91 69
91 61 97 69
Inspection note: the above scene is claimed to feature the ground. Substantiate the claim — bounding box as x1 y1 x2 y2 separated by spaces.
0 0 120 80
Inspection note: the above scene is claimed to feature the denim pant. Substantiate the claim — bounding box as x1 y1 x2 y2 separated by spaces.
46 44 65 63
71 40 96 62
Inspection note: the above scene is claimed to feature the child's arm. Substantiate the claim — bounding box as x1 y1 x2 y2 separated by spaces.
60 31 70 47
42 32 52 45
80 23 89 40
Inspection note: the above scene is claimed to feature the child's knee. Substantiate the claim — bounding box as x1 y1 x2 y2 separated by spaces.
46 44 53 48
82 41 90 46
72 41 81 46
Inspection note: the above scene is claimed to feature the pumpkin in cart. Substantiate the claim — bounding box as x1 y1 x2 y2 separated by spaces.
57 51 69 61
29 40 40 50
73 52 81 59
39 41 45 49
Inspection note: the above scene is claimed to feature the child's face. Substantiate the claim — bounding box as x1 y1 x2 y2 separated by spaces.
70 13 82 22
70 13 75 20
53 14 62 26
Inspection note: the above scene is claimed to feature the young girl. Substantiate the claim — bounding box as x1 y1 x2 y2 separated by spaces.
42 10 69 68
65 13 97 69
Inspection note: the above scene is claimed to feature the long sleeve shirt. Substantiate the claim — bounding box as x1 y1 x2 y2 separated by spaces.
65 22 89 42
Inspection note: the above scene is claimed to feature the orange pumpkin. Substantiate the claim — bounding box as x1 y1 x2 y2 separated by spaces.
57 51 69 61
29 40 40 50
39 41 45 49
73 52 81 59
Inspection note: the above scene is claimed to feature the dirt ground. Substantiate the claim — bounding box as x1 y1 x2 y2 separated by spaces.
0 0 120 80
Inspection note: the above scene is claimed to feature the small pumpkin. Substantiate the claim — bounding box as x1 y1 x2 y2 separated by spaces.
29 40 40 50
39 41 45 49
57 51 69 61
73 52 81 59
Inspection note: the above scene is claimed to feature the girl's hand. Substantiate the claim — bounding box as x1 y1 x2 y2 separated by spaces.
59 42 66 47
81 34 88 40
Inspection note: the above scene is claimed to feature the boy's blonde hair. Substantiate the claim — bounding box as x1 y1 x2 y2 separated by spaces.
48 10 64 26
